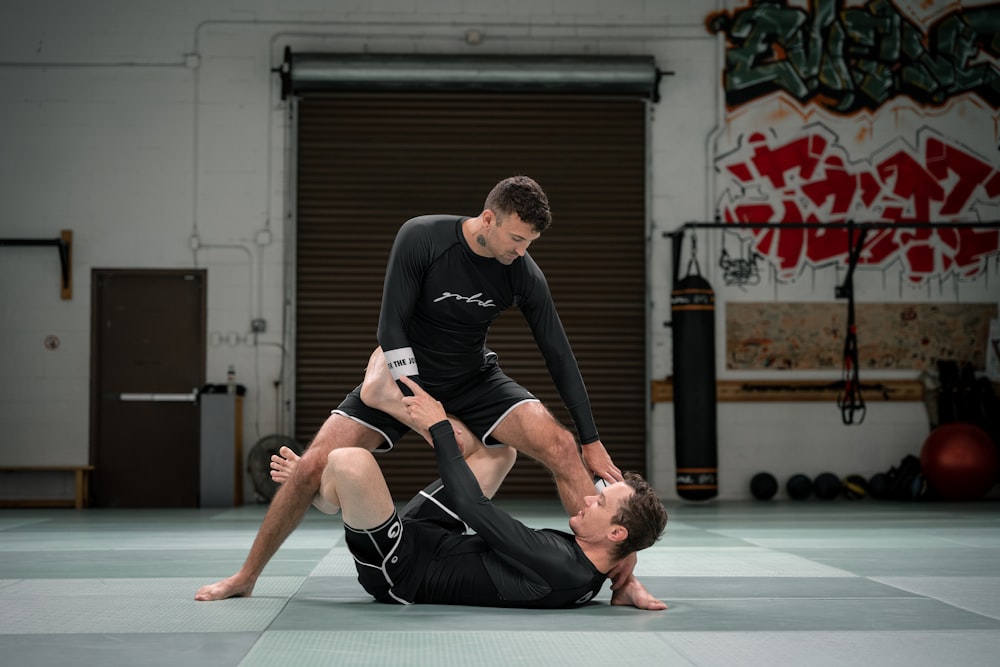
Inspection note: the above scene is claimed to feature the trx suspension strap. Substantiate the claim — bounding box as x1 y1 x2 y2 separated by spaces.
836 221 868 425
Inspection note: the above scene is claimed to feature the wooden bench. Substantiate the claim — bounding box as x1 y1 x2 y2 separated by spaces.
0 465 95 509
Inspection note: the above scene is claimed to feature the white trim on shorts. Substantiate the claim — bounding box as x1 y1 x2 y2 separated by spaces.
480 398 540 447
331 409 395 451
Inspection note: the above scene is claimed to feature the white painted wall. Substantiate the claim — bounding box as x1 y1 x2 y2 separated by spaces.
0 1 996 503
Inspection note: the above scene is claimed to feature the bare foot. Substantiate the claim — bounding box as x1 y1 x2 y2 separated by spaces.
271 445 339 515
194 574 255 601
270 445 300 484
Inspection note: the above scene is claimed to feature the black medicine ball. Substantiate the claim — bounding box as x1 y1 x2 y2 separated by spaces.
814 472 843 500
786 474 813 500
750 472 778 500
867 472 889 500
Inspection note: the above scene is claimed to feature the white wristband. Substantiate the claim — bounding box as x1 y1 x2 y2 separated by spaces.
384 346 419 380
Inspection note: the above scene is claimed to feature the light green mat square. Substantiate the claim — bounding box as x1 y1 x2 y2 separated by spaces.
708 527 970 549
644 597 1000 632
241 630 682 667
0 519 48 531
0 527 337 551
269 596 671 633
0 576 305 599
0 596 290 634
0 632 260 667
641 547 855 577
0 549 329 578
663 630 1000 667
873 576 1000 620
917 527 1000 548
782 547 1000 577
309 548 359 576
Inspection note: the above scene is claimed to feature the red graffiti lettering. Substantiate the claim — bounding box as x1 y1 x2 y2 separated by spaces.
717 129 1000 282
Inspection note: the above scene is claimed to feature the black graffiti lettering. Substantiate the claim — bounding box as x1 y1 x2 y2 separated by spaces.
899 10 1000 106
707 0 1000 112
838 2 900 108
708 1 817 104
719 248 762 287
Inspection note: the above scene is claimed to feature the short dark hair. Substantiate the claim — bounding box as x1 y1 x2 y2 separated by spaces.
484 175 552 233
611 472 668 561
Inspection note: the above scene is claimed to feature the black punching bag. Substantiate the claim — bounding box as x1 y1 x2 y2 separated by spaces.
671 271 718 500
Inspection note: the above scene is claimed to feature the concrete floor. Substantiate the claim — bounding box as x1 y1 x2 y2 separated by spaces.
2 499 999 666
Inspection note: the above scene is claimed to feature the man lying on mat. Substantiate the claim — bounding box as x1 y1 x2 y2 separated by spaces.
270 375 668 608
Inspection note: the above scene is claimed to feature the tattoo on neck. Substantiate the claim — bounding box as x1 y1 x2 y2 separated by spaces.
476 235 487 248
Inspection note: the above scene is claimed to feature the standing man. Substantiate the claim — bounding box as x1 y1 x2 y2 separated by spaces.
197 175 651 606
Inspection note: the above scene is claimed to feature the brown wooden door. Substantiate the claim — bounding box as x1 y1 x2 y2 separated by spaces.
90 269 206 507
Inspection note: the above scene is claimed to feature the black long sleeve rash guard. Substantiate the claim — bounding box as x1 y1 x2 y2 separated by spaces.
375 215 599 444
410 420 606 608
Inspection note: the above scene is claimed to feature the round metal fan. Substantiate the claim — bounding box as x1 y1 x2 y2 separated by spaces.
247 434 303 502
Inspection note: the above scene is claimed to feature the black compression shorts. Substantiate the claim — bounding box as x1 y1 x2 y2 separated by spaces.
345 513 412 604
332 354 539 451
345 480 462 604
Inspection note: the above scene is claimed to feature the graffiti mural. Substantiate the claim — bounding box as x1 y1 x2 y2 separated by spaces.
717 126 1000 281
706 0 1000 285
707 0 1000 112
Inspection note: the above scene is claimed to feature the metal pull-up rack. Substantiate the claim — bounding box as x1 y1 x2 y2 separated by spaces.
665 221 1000 284
665 221 1000 425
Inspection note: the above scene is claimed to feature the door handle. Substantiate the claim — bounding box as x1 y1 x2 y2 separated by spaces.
118 389 200 402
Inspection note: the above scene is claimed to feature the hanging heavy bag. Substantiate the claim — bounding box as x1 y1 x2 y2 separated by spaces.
671 266 718 500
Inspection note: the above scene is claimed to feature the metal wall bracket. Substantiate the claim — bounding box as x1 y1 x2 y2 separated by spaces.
0 230 73 299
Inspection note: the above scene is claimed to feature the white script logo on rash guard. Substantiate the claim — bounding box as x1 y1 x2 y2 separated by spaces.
433 291 496 308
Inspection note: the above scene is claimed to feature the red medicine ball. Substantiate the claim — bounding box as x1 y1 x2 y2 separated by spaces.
920 422 999 501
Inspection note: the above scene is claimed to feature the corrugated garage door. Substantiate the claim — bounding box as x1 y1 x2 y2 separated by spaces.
295 91 647 500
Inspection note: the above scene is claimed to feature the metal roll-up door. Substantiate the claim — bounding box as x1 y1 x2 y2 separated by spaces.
295 91 647 500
